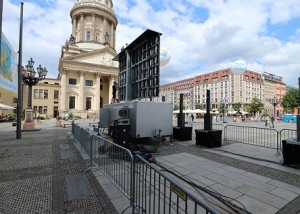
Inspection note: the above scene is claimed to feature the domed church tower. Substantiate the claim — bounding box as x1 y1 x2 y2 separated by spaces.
58 0 119 118
70 0 117 49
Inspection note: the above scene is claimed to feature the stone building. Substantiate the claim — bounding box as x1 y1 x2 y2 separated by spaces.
57 0 119 118
22 78 61 118
160 60 285 116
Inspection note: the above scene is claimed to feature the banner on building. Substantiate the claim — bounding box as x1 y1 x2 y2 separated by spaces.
1 33 18 94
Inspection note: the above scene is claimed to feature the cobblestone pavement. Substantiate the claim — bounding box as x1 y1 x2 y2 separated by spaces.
0 124 117 214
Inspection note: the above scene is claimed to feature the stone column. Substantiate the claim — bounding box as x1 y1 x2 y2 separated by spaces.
78 71 86 110
110 23 114 48
60 69 68 111
80 14 84 41
92 14 95 41
113 26 116 49
94 73 101 111
72 16 77 37
103 17 107 43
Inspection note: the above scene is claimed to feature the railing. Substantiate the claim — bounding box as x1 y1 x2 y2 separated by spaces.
72 123 220 214
131 154 220 214
224 125 279 149
91 135 133 199
279 129 298 150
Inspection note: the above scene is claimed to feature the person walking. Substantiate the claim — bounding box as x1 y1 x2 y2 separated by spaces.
265 115 269 126
270 115 275 128
111 82 117 104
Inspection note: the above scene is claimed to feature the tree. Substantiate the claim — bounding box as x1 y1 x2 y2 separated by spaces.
218 103 226 114
281 88 299 113
248 97 264 115
232 102 242 115
195 104 201 109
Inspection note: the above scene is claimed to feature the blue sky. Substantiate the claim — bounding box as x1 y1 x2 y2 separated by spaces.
2 0 300 87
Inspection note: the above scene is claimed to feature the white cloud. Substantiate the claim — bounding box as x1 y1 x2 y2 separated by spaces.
2 0 300 86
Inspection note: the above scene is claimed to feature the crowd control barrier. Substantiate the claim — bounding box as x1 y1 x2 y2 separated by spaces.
71 123 220 214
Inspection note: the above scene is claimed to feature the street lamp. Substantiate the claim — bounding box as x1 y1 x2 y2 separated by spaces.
271 96 277 116
22 57 47 130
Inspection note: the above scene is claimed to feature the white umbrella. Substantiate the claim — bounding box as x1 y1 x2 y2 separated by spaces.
241 111 249 115
0 103 16 110
172 110 180 114
194 109 206 114
228 110 237 115
183 109 192 114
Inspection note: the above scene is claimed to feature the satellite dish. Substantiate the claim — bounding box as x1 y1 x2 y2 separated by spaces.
160 48 171 66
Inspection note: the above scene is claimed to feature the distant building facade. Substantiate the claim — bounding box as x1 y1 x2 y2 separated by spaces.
160 62 285 116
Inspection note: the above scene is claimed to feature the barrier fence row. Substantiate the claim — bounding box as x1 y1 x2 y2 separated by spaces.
192 122 297 154
72 123 220 214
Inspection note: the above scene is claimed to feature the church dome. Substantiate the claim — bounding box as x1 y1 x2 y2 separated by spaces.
70 0 118 49
74 0 114 11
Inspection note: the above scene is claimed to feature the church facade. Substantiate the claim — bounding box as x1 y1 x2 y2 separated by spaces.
57 0 119 118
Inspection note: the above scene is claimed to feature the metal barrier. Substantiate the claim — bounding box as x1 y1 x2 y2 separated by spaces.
224 125 279 150
279 129 298 147
91 135 134 199
131 154 220 214
72 123 220 214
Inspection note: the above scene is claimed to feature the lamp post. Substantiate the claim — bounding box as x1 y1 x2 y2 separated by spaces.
22 57 47 130
271 96 277 116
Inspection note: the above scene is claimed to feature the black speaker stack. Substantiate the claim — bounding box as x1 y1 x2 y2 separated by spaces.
112 119 131 148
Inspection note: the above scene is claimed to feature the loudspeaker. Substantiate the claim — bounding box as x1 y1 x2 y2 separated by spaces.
113 124 131 148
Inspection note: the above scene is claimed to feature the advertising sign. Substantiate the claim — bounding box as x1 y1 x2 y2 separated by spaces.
1 33 18 94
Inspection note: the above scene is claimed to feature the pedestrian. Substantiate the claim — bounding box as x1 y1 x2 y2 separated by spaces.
111 81 117 104
265 115 269 126
270 115 275 128
191 114 194 122
92 113 96 122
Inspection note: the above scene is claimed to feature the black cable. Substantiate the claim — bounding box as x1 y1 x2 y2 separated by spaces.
155 162 252 214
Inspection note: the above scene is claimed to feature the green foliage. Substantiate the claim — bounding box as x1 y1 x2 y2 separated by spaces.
7 113 16 120
248 97 264 114
232 103 242 115
282 88 299 113
75 116 81 119
195 104 201 109
173 105 179 111
69 112 74 119
218 103 226 114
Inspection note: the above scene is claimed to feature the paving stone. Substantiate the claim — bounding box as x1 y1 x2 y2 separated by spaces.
223 171 277 192
234 195 278 214
270 187 299 201
236 184 289 209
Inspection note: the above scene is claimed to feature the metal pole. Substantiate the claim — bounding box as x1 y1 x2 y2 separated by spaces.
16 2 24 139
28 84 32 108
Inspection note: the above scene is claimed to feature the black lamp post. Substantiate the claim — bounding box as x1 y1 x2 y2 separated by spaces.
271 96 277 116
22 58 47 108
22 58 47 130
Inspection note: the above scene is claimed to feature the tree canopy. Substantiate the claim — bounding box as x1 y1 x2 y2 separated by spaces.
247 97 264 114
232 103 242 115
281 88 299 113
